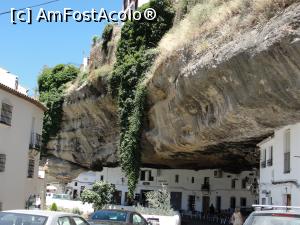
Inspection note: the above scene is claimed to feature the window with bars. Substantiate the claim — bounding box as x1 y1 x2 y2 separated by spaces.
0 154 6 172
27 159 35 178
284 129 291 173
0 103 13 126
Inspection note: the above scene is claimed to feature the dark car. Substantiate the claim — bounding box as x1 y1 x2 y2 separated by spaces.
244 205 300 225
88 210 150 225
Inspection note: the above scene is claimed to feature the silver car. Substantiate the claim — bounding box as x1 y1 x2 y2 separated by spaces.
0 210 90 225
244 205 300 225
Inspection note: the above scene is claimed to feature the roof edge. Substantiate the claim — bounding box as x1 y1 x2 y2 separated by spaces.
0 82 47 112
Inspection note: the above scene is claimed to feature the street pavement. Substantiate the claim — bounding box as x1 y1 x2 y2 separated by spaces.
182 219 221 225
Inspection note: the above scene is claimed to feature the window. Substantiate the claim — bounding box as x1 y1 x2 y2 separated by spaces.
240 198 247 208
148 171 154 181
140 170 146 181
73 217 89 225
284 129 291 173
267 146 273 166
0 103 13 126
261 198 266 205
230 197 236 209
100 175 104 181
27 159 35 178
57 217 72 225
0 212 47 225
91 210 127 222
75 182 78 186
204 177 209 185
261 149 266 168
140 170 154 182
242 178 247 189
132 213 147 225
0 154 6 172
175 175 179 183
231 179 236 189
191 177 195 184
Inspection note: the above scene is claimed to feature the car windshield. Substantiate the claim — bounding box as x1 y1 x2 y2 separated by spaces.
245 213 300 225
91 211 127 222
0 213 47 225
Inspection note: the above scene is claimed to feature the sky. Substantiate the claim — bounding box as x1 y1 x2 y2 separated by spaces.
0 0 121 95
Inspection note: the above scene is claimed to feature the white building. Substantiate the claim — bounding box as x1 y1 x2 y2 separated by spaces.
67 167 258 212
0 68 46 210
123 0 150 14
258 122 300 206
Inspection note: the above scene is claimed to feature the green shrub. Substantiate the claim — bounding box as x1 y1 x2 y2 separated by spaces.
101 24 114 53
38 64 79 154
109 0 175 198
50 203 58 211
92 35 99 46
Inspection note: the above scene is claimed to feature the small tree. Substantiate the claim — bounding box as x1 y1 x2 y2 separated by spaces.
135 185 175 216
146 185 172 211
81 181 116 210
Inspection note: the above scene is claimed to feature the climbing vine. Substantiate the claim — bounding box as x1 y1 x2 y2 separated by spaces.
38 64 79 155
109 0 175 197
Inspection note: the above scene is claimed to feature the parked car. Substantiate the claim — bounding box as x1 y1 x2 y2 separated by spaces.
244 205 300 225
88 209 150 225
0 210 90 225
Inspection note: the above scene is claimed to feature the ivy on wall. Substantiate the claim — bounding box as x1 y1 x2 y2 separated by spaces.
38 64 79 154
109 0 175 197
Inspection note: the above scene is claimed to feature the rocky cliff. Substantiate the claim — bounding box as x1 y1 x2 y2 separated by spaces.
46 1 300 180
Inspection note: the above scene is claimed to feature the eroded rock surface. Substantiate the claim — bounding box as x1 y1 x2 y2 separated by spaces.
46 4 300 179
144 4 300 170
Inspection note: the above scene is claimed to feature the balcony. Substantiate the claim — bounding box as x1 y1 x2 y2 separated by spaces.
267 159 273 166
261 161 266 168
284 152 290 174
29 132 42 150
201 183 210 192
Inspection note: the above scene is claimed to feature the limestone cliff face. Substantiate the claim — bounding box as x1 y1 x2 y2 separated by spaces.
46 3 300 179
46 27 120 178
144 3 300 170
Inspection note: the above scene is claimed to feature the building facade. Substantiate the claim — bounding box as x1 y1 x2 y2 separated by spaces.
0 68 46 210
258 122 300 206
67 167 258 212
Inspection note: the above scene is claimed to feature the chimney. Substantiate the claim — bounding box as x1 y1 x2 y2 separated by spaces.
15 77 19 90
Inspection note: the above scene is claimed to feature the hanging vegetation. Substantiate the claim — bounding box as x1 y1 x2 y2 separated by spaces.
109 0 175 197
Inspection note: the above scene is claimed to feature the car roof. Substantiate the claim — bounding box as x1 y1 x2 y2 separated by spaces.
253 210 300 215
2 210 77 217
93 209 133 213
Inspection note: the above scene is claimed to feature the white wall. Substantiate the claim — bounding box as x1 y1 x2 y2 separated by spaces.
259 122 300 206
0 68 28 95
0 85 44 210
67 168 257 212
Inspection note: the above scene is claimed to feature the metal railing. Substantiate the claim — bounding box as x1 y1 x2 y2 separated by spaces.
29 132 42 150
201 183 210 191
267 158 273 166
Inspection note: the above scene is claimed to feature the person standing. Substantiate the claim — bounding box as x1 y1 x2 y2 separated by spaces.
35 195 41 209
230 208 243 225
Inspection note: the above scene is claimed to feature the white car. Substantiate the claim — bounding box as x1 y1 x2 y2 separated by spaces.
0 210 90 225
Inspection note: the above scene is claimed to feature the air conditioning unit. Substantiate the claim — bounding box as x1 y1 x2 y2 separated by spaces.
214 170 223 178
